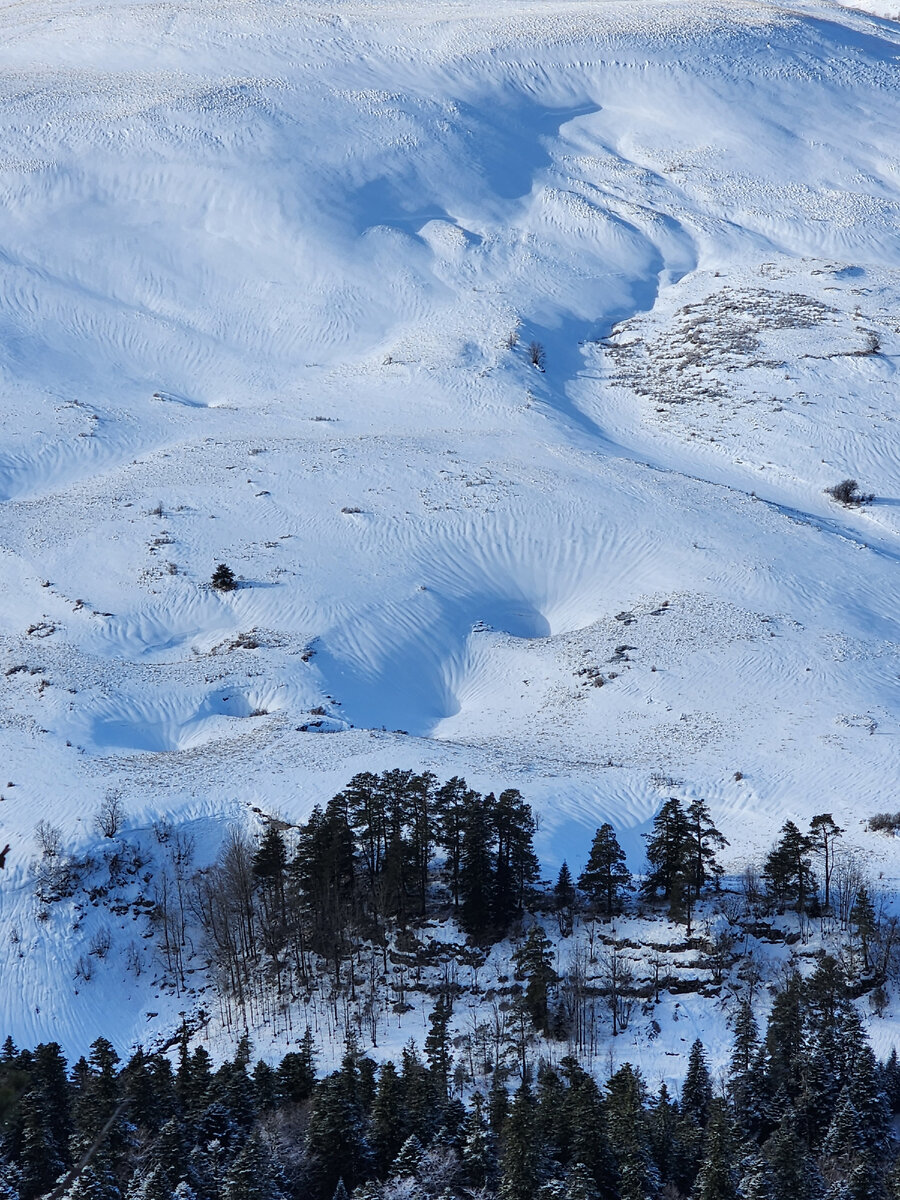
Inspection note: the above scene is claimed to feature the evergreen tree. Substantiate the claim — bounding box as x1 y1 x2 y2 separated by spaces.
369 1062 405 1178
222 1133 286 1200
277 1030 316 1105
305 1073 370 1199
513 926 559 1034
553 863 576 937
808 815 843 913
643 799 691 906
433 777 478 911
389 1133 424 1179
681 1039 712 1128
685 798 728 895
763 821 817 912
729 999 764 1136
488 1072 510 1135
605 1064 659 1200
461 1092 496 1190
211 564 237 592
460 794 495 939
694 1099 739 1200
498 1080 540 1200
424 997 454 1100
577 824 631 917
850 888 877 973
492 790 539 929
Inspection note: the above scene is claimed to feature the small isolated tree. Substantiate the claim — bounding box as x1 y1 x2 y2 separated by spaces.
825 479 874 506
211 563 237 592
95 793 125 839
527 341 546 371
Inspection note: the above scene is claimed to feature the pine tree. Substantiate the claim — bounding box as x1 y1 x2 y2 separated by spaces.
763 821 817 912
498 1080 540 1200
643 799 690 904
461 1092 496 1190
808 814 843 913
694 1099 738 1200
211 563 237 592
681 1039 712 1128
433 777 479 911
460 794 494 939
492 790 539 929
553 863 576 937
424 997 454 1099
685 798 728 895
513 926 559 1034
577 824 631 917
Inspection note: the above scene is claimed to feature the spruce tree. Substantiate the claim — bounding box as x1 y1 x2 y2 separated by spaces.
424 997 454 1099
553 862 576 936
605 1064 659 1200
461 1091 497 1190
498 1080 540 1200
578 824 631 917
211 563 237 592
685 798 728 894
694 1099 738 1200
642 799 690 905
763 821 817 912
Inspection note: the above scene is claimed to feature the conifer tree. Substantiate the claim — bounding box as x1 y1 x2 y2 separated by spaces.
277 1028 316 1105
553 862 576 937
460 794 494 939
499 1080 541 1200
424 997 454 1099
685 798 728 894
763 821 817 912
850 887 877 972
433 777 478 910
694 1099 739 1200
808 814 843 913
513 926 559 1034
461 1091 497 1190
643 799 690 907
370 1061 405 1177
681 1039 712 1128
605 1064 659 1200
577 824 631 917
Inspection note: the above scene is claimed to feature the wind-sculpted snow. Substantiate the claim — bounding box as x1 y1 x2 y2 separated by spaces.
1 0 900 1059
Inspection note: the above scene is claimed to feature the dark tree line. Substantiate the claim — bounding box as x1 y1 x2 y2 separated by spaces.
4 960 900 1200
186 773 540 1016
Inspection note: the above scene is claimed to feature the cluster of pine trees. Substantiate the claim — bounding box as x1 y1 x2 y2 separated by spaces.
187 772 539 1009
3 956 900 1200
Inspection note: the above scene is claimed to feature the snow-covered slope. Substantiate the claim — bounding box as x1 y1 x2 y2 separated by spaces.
1 0 900 1062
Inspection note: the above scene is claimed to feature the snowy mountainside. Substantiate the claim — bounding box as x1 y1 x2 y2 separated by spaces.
1 0 900 1070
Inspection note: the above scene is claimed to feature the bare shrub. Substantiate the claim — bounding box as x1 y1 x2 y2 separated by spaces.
95 792 126 839
825 478 874 506
527 340 546 370
89 927 112 959
34 820 62 859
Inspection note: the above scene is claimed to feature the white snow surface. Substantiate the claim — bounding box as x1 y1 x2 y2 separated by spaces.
1 0 900 1083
